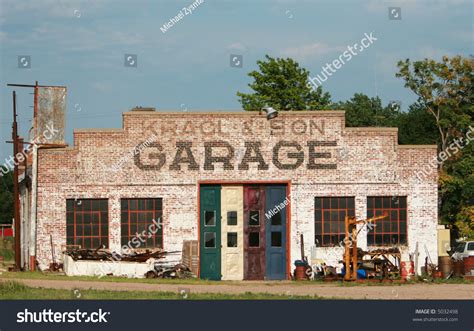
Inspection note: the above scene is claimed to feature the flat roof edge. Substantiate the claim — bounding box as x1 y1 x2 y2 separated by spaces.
122 110 346 116
398 145 438 149
345 127 398 132
74 128 124 133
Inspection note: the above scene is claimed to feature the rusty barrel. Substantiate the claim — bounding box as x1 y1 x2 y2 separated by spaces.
463 256 474 275
294 265 308 280
453 260 464 276
438 256 453 277
432 270 443 279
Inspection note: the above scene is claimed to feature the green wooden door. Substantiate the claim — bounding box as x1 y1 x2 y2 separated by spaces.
199 185 221 280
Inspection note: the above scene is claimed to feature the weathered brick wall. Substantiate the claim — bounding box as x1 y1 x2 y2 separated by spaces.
35 111 437 273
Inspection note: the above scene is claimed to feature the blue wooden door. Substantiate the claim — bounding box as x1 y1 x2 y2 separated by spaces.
199 185 221 280
265 185 287 280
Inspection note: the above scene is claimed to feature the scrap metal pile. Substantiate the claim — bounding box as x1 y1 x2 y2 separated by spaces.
64 248 169 262
63 248 194 279
351 247 401 279
145 263 194 279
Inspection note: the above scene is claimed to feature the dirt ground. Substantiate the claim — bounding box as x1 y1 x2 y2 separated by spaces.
2 278 474 299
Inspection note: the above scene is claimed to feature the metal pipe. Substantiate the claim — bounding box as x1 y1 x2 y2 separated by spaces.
29 83 39 271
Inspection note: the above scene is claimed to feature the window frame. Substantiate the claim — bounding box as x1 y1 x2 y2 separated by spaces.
66 198 109 249
120 198 164 250
314 197 355 247
366 196 408 246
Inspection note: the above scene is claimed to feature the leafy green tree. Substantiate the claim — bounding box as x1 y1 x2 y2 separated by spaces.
333 93 399 127
397 55 473 238
237 55 332 111
0 171 13 224
396 55 473 162
396 102 438 145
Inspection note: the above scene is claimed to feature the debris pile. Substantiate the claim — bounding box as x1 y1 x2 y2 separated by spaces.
145 263 193 279
64 248 172 262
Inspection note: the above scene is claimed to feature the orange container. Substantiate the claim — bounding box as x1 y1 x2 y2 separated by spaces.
463 256 474 275
294 265 308 280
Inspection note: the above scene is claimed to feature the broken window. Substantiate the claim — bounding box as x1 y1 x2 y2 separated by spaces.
227 232 238 247
120 198 163 248
205 232 216 248
204 210 216 226
66 199 109 249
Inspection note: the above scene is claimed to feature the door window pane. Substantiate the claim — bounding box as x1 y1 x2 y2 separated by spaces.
271 232 282 247
227 232 238 247
271 212 282 225
249 211 259 226
204 232 216 248
227 211 237 225
249 232 260 247
204 211 216 226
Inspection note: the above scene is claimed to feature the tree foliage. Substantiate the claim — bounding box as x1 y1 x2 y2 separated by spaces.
396 56 473 161
397 55 473 239
396 102 438 145
237 55 332 111
333 93 399 127
0 171 13 224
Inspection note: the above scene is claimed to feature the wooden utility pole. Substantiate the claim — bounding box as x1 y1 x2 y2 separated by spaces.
12 91 21 270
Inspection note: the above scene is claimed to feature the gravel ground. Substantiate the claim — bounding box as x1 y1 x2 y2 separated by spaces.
2 278 474 300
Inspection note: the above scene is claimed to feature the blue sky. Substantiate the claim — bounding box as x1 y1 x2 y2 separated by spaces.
0 0 472 161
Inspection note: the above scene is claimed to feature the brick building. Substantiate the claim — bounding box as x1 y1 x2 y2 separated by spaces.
23 108 438 279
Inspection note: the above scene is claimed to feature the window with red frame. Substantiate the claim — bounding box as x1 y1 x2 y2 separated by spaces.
121 198 163 248
315 197 355 246
367 196 407 246
66 199 109 249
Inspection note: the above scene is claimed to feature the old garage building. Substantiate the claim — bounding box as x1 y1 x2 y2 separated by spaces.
30 109 438 279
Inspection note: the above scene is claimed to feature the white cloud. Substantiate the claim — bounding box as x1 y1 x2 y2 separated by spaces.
226 42 247 51
366 0 471 14
0 0 109 19
91 82 112 92
417 46 453 60
280 42 343 60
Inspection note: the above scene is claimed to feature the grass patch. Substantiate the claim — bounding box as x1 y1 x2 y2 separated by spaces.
0 281 322 300
0 247 14 261
1 271 470 286
0 271 227 285
0 238 14 262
